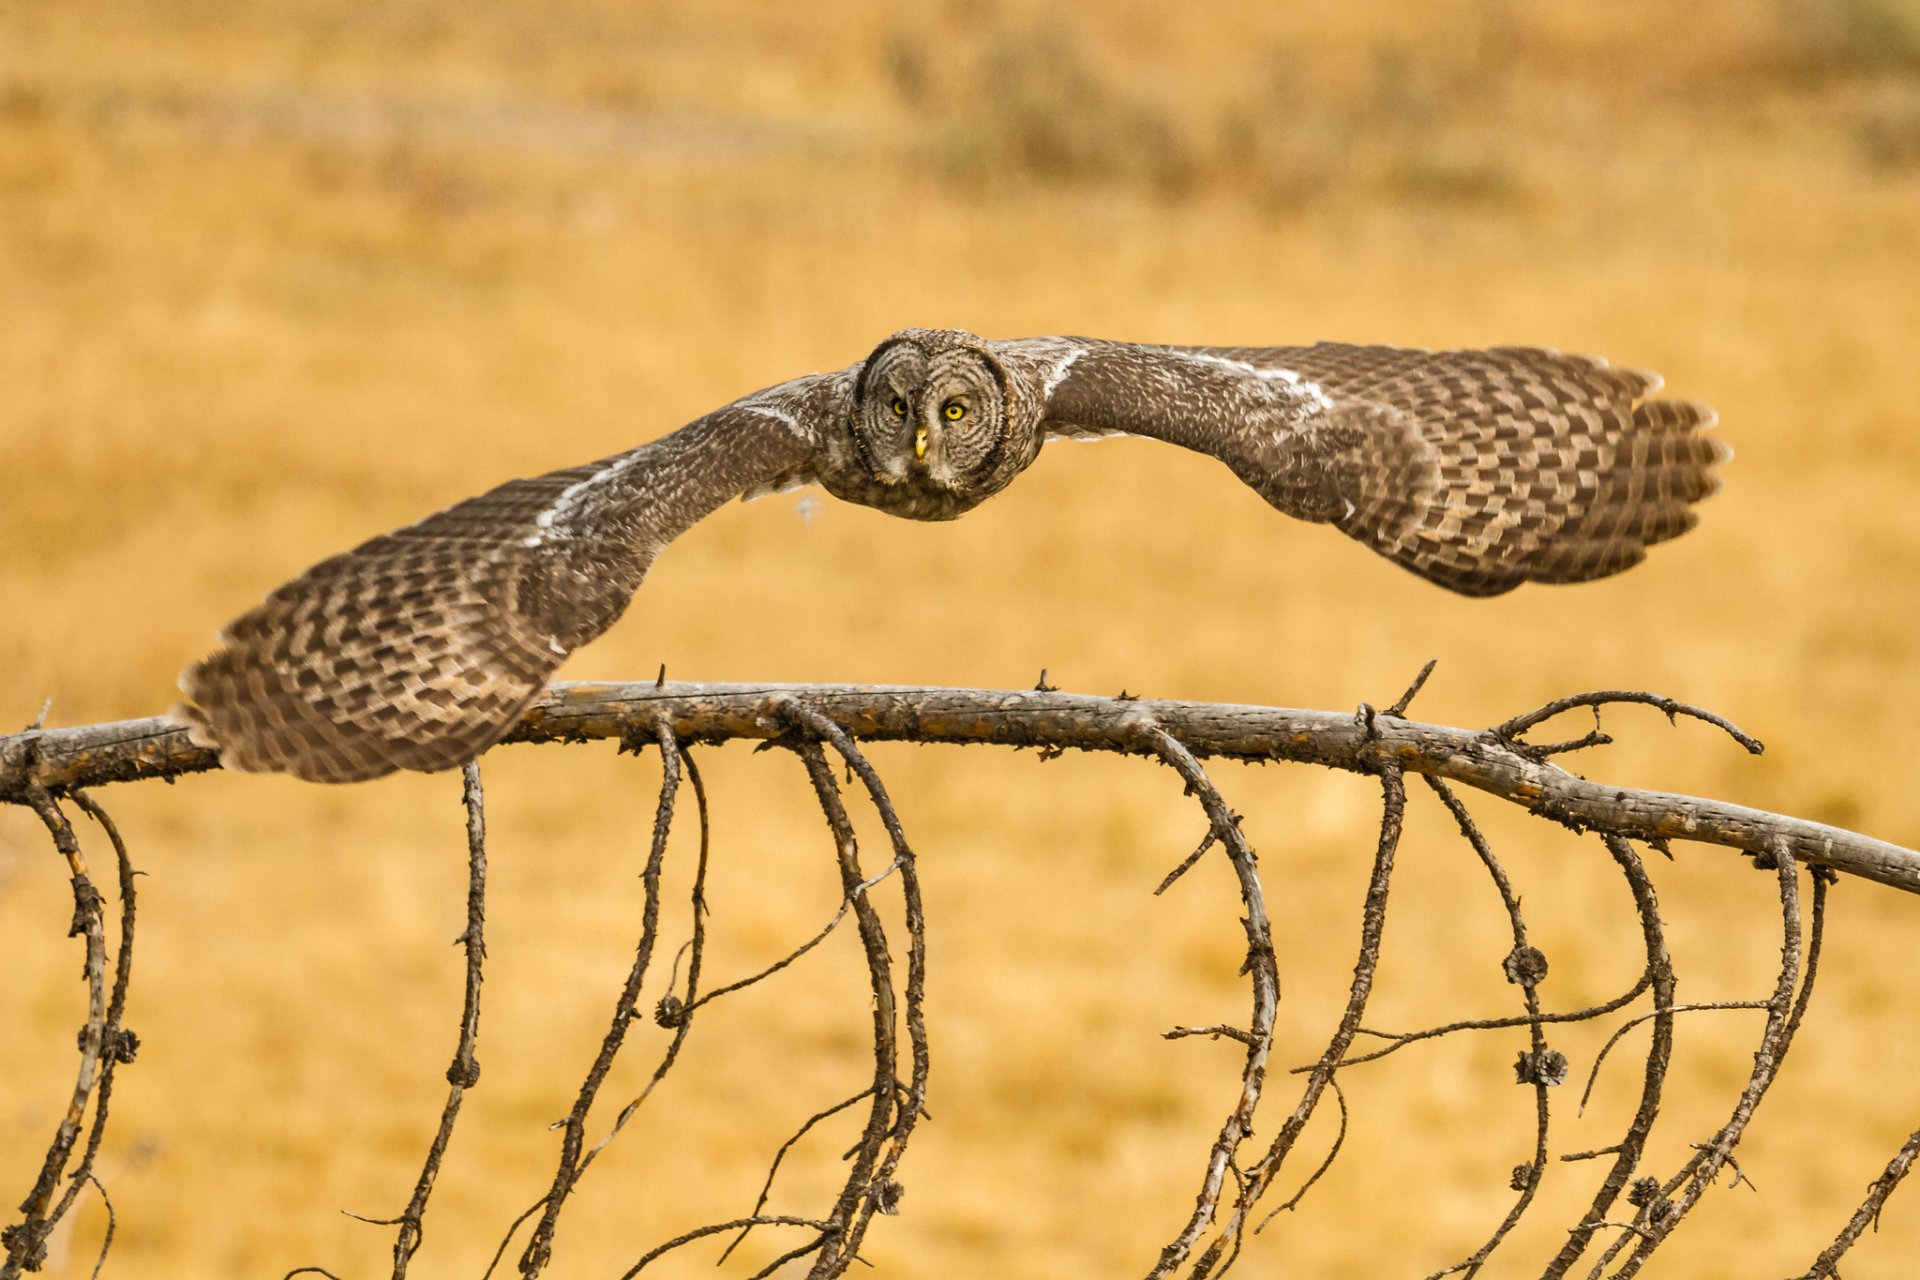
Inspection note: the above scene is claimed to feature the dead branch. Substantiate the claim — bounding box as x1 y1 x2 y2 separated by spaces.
2 790 115 1280
515 725 683 1278
1139 728 1281 1278
376 762 489 1277
5 681 1916 894
1543 835 1678 1278
1420 776 1551 1279
6 676 1920 1279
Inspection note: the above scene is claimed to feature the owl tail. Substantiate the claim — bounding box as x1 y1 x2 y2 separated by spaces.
174 537 569 784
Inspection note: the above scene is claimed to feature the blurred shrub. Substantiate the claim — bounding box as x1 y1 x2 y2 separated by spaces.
1857 92 1920 168
889 21 1522 211
1775 0 1920 78
899 27 1201 198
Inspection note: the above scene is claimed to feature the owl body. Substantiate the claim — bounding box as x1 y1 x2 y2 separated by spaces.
177 327 1727 782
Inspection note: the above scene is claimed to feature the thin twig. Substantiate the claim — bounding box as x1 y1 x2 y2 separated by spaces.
1385 658 1439 718
2 788 110 1280
618 1217 837 1277
1164 1025 1258 1047
1489 691 1762 755
786 733 900 1280
517 725 682 1277
1136 727 1281 1279
721 1090 876 1264
569 748 717 1183
1254 1077 1348 1229
1189 766 1405 1277
776 701 931 1276
384 762 489 1276
1577 1003 1770 1114
1543 836 1676 1279
1419 777 1550 1280
1801 1120 1920 1277
43 793 139 1253
688 860 901 1013
82 1174 114 1280
1155 830 1217 896
1322 975 1653 1071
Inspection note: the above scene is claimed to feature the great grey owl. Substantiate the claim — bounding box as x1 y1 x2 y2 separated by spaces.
175 328 1727 783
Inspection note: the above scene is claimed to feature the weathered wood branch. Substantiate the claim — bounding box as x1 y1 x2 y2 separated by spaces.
3 680 1917 895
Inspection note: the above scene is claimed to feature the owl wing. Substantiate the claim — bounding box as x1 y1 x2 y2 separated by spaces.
174 373 848 783
999 338 1726 596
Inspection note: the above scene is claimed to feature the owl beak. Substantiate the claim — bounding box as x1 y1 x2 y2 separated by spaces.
913 424 929 461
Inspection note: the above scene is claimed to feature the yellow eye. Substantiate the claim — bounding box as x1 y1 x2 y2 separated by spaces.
943 402 965 421
891 398 908 417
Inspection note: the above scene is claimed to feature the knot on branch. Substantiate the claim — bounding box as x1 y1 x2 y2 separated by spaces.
445 1055 481 1088
1503 945 1549 989
1 1219 51 1270
1514 1047 1570 1087
67 875 101 937
1627 1175 1676 1227
869 1178 906 1216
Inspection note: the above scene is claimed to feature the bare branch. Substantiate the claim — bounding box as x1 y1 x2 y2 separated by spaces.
2 788 111 1280
517 725 682 1277
1543 836 1677 1279
1384 658 1440 718
7 678 1918 1279
774 701 932 1273
1186 766 1405 1276
1801 1122 1920 1278
617 1216 837 1278
7 682 1912 892
1489 690 1763 754
721 1090 876 1265
1136 727 1280 1278
381 761 489 1277
786 734 901 1279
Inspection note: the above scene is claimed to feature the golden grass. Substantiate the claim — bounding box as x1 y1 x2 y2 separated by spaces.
5 2 1920 1275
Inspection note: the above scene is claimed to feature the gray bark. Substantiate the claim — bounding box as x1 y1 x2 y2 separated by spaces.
2 680 1914 895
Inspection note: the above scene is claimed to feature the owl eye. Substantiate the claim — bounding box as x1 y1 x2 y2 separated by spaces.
943 401 966 421
891 397 909 417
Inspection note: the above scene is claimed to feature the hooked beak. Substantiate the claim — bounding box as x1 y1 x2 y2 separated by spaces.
913 424 929 461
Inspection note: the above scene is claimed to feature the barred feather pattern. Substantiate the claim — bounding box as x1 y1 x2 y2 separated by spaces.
1237 343 1724 595
1023 339 1726 597
176 389 823 783
178 467 613 783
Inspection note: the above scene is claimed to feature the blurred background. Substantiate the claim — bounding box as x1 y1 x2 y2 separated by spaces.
4 1 1920 1275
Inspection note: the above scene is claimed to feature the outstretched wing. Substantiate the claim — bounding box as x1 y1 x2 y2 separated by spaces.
1001 338 1726 596
174 374 846 783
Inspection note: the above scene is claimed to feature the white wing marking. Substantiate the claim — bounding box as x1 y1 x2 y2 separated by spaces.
738 402 805 437
524 454 644 546
1172 350 1336 412
1042 346 1084 396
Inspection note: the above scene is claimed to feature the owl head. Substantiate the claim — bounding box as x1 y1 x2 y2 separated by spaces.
840 328 1039 520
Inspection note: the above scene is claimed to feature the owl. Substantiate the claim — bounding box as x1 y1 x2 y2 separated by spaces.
175 329 1726 783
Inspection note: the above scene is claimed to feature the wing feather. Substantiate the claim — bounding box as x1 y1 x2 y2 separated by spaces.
175 377 838 782
1007 338 1726 596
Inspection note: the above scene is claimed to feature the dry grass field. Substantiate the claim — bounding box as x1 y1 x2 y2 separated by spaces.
5 1 1920 1275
